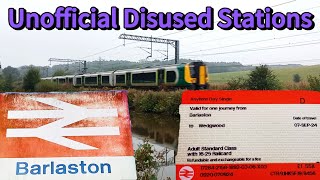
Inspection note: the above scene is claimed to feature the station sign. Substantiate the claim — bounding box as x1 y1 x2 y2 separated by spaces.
177 90 320 180
0 91 137 180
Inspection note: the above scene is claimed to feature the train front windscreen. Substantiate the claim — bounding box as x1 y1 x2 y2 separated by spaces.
190 62 208 89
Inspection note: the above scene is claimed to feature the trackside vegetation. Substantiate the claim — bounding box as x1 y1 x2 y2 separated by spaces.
135 139 168 180
0 65 319 116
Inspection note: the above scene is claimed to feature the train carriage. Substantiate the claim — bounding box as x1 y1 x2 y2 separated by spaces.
130 68 158 87
50 75 75 85
100 72 114 87
53 76 66 84
41 62 209 89
41 77 52 81
83 74 99 87
65 75 75 84
73 75 84 87
114 71 128 87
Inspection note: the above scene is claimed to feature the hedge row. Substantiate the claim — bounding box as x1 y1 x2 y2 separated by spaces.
128 89 182 116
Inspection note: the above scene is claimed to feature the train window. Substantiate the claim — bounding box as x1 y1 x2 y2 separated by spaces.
189 65 196 78
58 78 66 84
76 77 82 85
166 71 176 83
116 75 125 84
132 72 156 83
68 78 73 84
102 76 110 84
85 77 98 85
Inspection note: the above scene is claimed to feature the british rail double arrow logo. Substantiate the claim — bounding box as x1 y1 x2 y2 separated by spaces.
6 98 119 150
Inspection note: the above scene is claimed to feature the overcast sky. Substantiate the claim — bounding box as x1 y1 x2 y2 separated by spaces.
1 0 320 68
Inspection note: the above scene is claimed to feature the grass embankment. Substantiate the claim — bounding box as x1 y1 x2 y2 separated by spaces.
210 65 320 84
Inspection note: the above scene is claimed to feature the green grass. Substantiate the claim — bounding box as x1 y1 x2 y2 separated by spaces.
210 65 320 84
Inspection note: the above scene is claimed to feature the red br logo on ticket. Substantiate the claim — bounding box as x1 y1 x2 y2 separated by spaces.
176 91 320 180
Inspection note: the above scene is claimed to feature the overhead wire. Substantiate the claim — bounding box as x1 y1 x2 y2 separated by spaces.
180 3 320 48
171 0 299 42
177 5 320 58
157 30 188 37
181 39 320 58
183 31 320 55
80 44 123 59
272 0 297 8
249 58 320 66
80 0 315 61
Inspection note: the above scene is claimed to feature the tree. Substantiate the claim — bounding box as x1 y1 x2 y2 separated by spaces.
293 74 301 83
0 75 5 92
2 66 20 91
23 67 41 92
135 139 166 180
53 69 66 77
246 65 281 90
227 77 247 90
2 66 20 81
308 75 320 91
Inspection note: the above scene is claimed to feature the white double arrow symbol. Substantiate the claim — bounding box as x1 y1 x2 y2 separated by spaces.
6 97 119 150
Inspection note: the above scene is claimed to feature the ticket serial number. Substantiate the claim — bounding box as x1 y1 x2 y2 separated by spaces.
200 172 234 177
201 164 268 170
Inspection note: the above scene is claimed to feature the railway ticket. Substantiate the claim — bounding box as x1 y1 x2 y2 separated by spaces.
176 91 320 180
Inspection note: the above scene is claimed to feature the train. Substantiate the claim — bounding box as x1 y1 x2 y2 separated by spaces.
41 62 209 89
